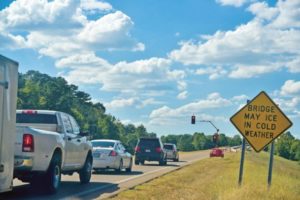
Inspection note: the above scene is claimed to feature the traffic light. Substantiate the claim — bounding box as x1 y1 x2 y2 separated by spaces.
191 115 196 124
213 133 219 143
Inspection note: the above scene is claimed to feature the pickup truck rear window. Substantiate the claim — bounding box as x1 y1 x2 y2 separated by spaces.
163 144 173 150
16 113 58 124
92 141 115 148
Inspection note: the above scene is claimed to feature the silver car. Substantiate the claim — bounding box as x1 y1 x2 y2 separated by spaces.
91 139 133 173
163 143 179 162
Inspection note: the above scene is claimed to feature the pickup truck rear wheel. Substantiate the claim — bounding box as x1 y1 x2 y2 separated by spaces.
79 155 92 184
45 155 61 194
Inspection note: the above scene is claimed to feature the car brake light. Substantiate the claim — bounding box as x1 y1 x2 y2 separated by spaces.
155 147 162 153
109 150 118 156
135 146 141 153
22 134 34 152
22 110 37 114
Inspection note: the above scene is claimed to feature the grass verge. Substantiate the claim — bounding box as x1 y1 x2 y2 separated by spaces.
110 151 300 200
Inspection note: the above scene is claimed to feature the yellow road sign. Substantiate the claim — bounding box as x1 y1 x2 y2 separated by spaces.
230 91 293 152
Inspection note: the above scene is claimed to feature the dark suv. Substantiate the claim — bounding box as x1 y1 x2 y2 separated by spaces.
134 137 167 165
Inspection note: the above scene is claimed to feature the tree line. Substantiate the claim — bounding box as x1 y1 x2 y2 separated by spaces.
16 71 300 163
273 132 300 163
161 133 242 151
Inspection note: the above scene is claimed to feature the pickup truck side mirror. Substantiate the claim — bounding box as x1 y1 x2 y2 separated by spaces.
79 131 89 137
56 125 63 133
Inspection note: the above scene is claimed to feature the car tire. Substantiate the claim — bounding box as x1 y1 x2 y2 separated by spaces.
159 159 165 166
115 159 123 173
79 155 92 184
126 159 132 172
45 155 61 194
134 159 139 165
140 160 145 165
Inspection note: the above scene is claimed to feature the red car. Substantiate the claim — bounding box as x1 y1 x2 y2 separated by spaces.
210 148 224 158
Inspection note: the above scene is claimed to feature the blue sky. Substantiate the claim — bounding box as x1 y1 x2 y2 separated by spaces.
0 0 299 138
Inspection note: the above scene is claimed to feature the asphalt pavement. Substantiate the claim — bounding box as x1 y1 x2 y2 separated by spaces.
0 150 209 200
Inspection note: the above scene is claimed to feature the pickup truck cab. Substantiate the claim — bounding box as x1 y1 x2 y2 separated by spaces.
14 110 93 193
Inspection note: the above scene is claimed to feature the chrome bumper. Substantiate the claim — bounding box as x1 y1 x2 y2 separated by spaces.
14 156 33 170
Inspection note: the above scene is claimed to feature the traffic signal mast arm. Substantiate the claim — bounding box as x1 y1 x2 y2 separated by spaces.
198 120 219 133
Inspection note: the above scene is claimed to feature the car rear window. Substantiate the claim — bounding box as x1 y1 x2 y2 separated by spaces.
139 138 160 148
163 144 173 150
92 141 115 148
16 113 57 124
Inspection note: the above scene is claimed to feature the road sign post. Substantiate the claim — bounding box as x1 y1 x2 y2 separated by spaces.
238 137 246 186
230 91 292 187
268 141 275 188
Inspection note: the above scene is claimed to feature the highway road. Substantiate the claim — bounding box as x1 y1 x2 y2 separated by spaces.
0 150 209 200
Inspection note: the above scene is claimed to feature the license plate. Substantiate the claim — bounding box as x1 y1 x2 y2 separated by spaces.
145 149 151 152
93 152 100 157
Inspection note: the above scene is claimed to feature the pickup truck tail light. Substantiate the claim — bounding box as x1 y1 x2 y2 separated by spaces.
155 147 162 153
22 134 34 152
109 150 118 156
134 146 141 153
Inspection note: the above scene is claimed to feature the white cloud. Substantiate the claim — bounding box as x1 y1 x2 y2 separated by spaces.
280 80 300 96
177 91 188 100
149 92 232 125
195 66 227 80
80 0 112 13
177 80 187 91
0 0 77 29
232 94 249 102
169 1 300 79
55 52 110 68
137 98 164 109
247 2 278 20
216 0 250 7
229 64 281 78
61 55 184 96
270 0 300 29
0 1 144 55
104 98 137 110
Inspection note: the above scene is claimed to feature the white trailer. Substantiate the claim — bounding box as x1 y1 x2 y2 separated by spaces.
0 55 18 193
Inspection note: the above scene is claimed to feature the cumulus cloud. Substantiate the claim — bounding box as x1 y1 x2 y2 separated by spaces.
149 93 231 125
169 0 300 79
177 91 188 100
80 0 113 13
0 0 144 55
104 98 137 110
60 56 184 96
280 80 300 96
216 0 250 7
195 66 227 80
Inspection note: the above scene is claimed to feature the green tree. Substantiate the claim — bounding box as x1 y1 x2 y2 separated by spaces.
275 132 294 159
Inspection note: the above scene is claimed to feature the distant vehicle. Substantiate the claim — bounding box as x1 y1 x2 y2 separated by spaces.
0 55 18 193
134 137 167 166
14 110 93 193
210 148 224 158
91 139 133 173
163 143 179 162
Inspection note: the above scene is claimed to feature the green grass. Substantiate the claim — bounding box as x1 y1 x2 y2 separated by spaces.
110 151 300 200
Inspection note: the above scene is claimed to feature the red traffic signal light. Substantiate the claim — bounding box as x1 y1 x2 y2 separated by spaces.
191 115 196 124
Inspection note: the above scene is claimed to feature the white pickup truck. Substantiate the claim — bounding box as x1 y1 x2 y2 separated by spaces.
14 110 93 193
